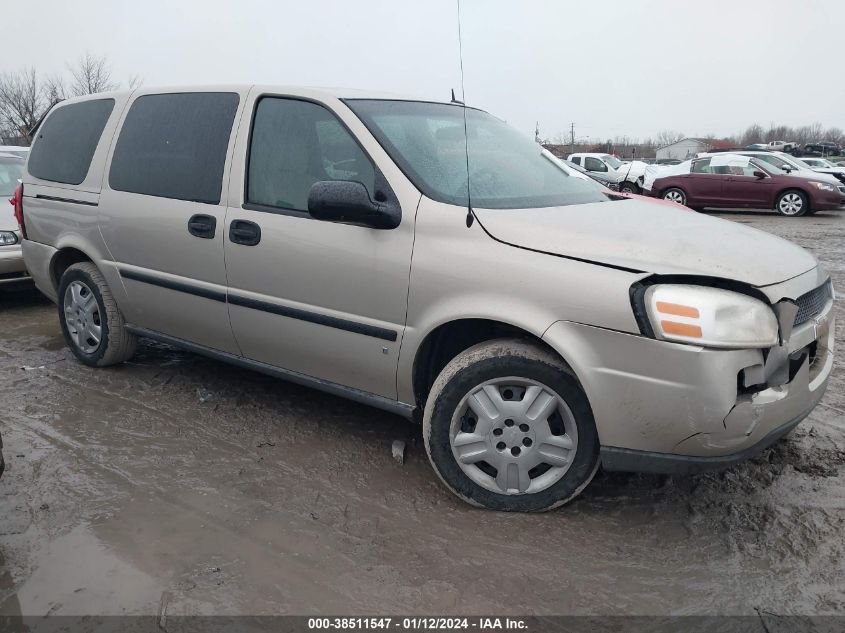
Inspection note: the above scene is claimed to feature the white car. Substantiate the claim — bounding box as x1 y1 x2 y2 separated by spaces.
566 152 647 194
794 157 845 185
0 145 29 160
766 140 798 153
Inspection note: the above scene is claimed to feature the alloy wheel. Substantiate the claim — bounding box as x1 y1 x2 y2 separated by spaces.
664 190 685 205
778 193 804 216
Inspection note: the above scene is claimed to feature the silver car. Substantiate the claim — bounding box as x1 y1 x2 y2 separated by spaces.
20 86 835 511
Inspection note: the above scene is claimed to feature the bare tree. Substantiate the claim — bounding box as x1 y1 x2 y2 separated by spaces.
42 73 68 107
0 67 46 143
128 73 144 90
824 126 843 143
738 123 764 145
793 125 813 145
0 55 142 144
68 52 118 96
655 130 684 147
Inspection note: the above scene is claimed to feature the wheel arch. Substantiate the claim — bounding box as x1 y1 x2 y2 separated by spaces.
411 318 571 412
50 246 96 292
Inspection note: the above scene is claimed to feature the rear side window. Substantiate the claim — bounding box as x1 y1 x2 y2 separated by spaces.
570 156 581 165
28 99 114 185
109 92 239 204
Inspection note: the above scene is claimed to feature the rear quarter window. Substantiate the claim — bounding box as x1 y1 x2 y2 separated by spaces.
27 99 115 185
109 92 239 204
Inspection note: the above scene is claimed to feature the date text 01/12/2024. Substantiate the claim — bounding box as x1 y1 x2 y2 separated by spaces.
307 618 528 630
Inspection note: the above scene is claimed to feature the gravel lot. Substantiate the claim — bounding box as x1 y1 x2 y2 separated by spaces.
1 210 843 618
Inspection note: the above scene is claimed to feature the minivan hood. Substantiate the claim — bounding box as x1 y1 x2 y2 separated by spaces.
474 199 817 287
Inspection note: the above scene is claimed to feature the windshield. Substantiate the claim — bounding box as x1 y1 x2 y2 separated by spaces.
772 153 806 169
0 159 23 197
346 100 609 209
601 154 624 169
749 153 791 172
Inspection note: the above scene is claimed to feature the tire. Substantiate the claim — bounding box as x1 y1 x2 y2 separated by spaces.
662 188 686 205
58 262 137 367
775 190 809 217
620 181 639 194
423 339 600 512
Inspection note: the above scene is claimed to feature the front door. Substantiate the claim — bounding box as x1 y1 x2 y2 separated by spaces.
583 156 609 176
99 90 246 353
724 164 773 207
223 95 418 399
680 157 725 206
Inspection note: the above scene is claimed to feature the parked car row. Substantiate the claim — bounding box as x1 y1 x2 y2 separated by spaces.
10 86 835 511
744 141 843 158
647 153 845 216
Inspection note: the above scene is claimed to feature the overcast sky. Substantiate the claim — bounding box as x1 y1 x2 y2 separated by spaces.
8 0 845 142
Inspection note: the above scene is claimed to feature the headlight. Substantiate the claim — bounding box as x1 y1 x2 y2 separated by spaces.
810 181 836 192
642 284 779 348
0 231 18 245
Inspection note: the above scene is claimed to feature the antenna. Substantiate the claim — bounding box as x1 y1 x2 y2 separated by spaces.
456 0 474 228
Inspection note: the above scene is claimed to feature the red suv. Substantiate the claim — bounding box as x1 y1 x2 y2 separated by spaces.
650 156 845 217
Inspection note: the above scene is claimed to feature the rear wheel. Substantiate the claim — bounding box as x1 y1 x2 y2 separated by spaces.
423 339 600 512
58 262 137 367
775 190 809 217
662 188 686 205
620 181 639 194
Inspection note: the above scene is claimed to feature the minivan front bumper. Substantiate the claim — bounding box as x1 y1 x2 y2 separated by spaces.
542 295 834 474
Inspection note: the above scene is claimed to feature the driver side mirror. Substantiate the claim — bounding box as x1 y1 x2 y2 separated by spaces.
308 180 400 230
753 170 767 179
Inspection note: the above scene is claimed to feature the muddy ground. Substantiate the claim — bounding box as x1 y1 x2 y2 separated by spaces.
0 210 843 618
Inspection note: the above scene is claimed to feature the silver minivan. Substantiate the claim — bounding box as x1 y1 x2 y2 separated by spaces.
18 86 834 511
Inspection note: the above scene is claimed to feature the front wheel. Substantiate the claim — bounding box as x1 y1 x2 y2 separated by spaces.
58 262 137 367
775 190 809 217
423 339 600 512
662 188 687 205
620 181 639 194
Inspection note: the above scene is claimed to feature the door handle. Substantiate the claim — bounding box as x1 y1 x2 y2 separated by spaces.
188 214 217 239
229 219 261 246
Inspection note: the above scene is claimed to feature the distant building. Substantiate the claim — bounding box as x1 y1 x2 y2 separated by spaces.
656 138 734 160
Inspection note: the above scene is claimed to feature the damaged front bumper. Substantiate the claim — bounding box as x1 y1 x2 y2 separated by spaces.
542 279 834 475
